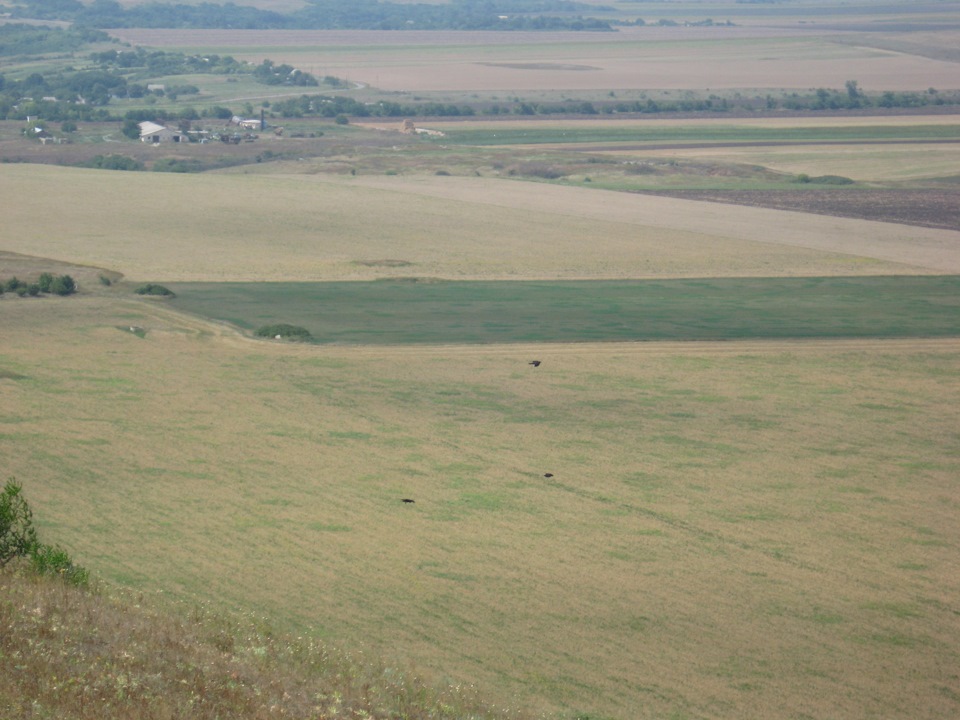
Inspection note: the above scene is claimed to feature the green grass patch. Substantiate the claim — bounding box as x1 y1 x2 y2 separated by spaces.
165 276 960 345
439 124 960 147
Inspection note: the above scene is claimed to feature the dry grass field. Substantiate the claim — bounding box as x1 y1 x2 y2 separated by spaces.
632 141 960 183
2 164 958 282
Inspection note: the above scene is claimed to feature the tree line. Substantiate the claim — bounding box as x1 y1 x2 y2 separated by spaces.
10 0 615 31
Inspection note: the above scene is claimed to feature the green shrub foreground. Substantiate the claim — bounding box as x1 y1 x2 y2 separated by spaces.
0 480 88 586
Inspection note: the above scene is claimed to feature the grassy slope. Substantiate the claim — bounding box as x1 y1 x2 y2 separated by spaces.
3 293 960 718
1 564 523 720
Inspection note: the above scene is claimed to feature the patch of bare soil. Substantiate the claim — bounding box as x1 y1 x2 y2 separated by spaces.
633 188 960 232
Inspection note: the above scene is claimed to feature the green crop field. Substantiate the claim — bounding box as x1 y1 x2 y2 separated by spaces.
165 276 960 344
436 123 960 148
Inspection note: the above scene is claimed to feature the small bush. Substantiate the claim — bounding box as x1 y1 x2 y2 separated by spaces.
254 324 312 341
152 158 201 173
48 274 76 296
810 174 855 185
85 154 145 171
135 283 175 297
4 277 22 292
0 481 38 568
26 284 41 297
98 274 112 286
37 272 54 292
30 543 89 587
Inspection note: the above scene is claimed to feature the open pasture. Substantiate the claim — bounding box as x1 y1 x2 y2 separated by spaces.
107 28 960 95
2 290 959 719
164 276 960 345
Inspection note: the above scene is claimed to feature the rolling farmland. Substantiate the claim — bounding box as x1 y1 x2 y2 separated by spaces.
3 4 960 718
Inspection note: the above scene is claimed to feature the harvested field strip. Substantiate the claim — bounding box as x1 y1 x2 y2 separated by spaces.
634 189 960 232
165 276 960 345
441 124 960 147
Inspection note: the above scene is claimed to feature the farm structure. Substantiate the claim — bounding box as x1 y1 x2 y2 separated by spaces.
138 121 187 144
231 113 266 131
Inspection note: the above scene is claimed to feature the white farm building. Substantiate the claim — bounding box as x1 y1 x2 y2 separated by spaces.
138 121 187 144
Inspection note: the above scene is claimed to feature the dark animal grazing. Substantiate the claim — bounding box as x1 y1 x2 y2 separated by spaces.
529 360 541 367
401 498 416 503
544 473 553 478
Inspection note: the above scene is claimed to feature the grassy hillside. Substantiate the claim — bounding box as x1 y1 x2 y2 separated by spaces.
3 290 959 718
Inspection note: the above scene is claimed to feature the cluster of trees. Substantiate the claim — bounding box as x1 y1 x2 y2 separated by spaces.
0 22 108 55
778 80 950 111
0 273 76 298
1 480 88 587
252 60 319 87
90 48 246 79
8 0 615 31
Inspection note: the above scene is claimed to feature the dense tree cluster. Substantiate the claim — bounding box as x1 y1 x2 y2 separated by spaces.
252 60 319 87
90 48 246 79
0 23 108 56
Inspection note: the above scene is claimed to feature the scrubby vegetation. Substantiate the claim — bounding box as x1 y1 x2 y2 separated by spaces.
1 273 75 297
254 323 312 340
82 154 145 171
0 578 530 720
135 283 175 297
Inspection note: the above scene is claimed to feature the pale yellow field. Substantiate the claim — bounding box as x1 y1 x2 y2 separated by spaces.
615 142 960 182
411 114 960 132
3 292 959 719
107 28 960 93
2 165 958 284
